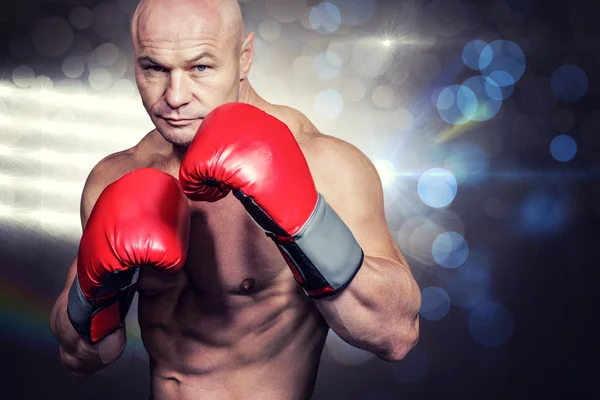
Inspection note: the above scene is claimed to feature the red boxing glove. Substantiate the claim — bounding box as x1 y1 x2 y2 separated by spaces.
67 168 190 343
179 103 363 297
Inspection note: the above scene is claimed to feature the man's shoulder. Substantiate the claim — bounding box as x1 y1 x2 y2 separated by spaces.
304 134 371 172
86 130 160 190
82 130 160 202
82 149 138 207
269 104 317 136
89 149 137 186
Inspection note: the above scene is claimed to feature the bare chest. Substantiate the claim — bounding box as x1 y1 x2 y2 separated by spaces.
134 192 290 299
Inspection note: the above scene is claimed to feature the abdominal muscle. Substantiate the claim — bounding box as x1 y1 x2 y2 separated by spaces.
134 199 330 400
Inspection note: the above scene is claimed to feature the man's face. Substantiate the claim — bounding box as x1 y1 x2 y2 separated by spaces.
133 7 242 146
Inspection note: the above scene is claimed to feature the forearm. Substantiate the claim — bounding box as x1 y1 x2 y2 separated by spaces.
313 256 421 361
50 292 126 377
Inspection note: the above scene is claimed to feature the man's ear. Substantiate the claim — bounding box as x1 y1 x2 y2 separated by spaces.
239 32 255 80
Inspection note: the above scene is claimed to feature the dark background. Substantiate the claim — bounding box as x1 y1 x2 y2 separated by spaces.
0 0 598 399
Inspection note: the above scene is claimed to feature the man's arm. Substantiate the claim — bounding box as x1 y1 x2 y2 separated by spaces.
308 135 421 361
49 153 131 377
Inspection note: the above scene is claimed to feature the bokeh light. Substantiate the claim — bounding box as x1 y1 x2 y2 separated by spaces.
418 168 458 208
62 55 86 79
309 3 342 35
479 40 526 87
340 78 367 102
445 252 492 309
437 84 478 125
407 218 447 266
315 89 344 119
336 0 378 26
519 188 574 235
69 7 93 30
313 50 342 80
428 210 465 236
259 19 282 42
88 68 113 91
12 65 35 88
94 43 120 67
420 286 451 321
432 231 469 269
30 75 54 91
550 134 577 162
462 39 487 70
444 142 490 184
551 65 588 102
468 302 515 347
461 76 503 121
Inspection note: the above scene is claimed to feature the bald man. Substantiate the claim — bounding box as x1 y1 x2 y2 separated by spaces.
49 1 421 399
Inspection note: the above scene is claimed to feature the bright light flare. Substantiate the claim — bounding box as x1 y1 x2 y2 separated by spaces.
0 145 102 171
0 83 144 117
373 159 397 187
0 204 15 217
0 114 145 147
0 205 81 238
0 173 83 197
28 209 80 227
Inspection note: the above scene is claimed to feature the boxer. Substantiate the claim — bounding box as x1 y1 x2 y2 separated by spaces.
50 1 421 399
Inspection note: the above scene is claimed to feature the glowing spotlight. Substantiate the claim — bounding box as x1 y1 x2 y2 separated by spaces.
28 209 79 227
373 159 396 187
0 204 14 217
0 144 11 156
0 173 12 185
0 84 146 118
0 114 143 146
382 39 393 47
0 174 82 197
0 145 104 171
0 83 12 97
29 149 98 169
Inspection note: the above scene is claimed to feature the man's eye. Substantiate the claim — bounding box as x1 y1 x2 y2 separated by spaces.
195 65 208 72
145 66 165 73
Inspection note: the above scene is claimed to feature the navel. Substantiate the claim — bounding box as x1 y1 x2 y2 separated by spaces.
239 278 255 292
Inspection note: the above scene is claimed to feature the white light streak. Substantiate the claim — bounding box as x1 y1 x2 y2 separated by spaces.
0 173 83 197
373 159 397 187
0 206 81 238
0 83 145 118
0 113 145 147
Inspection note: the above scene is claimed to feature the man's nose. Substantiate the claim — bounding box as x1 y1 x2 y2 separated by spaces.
165 72 192 109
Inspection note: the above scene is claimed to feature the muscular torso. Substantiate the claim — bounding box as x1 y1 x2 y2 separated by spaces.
123 105 330 400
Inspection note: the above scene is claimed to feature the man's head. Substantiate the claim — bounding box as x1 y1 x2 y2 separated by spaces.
131 0 254 146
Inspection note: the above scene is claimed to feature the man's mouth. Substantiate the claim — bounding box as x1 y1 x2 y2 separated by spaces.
162 117 196 127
